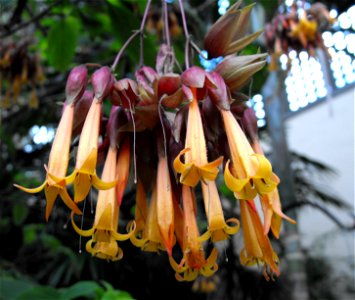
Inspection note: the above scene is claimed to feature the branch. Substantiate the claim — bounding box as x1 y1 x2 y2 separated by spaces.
284 200 355 231
0 0 60 39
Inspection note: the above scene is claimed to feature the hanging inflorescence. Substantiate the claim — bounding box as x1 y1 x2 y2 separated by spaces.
15 0 296 282
265 1 335 71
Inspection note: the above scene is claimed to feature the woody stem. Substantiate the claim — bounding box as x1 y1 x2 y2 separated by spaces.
111 0 151 71
178 0 190 69
163 0 171 48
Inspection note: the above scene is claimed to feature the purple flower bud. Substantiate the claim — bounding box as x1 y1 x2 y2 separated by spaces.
181 66 216 101
65 65 88 105
241 106 258 142
208 72 231 110
106 106 128 147
73 90 94 136
92 66 114 101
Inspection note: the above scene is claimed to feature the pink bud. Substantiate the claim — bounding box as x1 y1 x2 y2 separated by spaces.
181 66 216 101
92 66 114 101
73 90 94 136
65 65 88 105
107 106 128 147
241 106 258 142
208 72 231 110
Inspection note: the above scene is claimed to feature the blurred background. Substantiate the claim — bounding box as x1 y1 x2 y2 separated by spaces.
0 0 354 299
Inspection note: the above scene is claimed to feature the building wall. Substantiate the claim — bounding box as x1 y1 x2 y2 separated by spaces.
285 87 354 276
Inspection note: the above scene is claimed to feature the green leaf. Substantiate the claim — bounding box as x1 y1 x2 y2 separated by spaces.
17 286 61 300
47 17 80 71
12 203 29 226
23 224 44 245
0 278 34 300
101 290 134 300
59 281 103 300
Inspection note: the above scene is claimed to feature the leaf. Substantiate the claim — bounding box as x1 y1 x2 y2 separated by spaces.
47 17 80 71
17 286 61 300
0 278 34 300
12 203 29 226
100 290 134 300
59 281 103 300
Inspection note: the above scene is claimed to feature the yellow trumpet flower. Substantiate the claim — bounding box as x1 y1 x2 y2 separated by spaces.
71 146 135 261
169 185 218 281
14 104 81 221
174 89 223 187
239 199 280 281
221 109 279 199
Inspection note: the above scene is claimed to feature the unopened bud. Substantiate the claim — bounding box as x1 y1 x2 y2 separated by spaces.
241 106 258 142
208 72 231 110
92 66 114 101
73 90 94 136
65 65 88 105
107 106 128 147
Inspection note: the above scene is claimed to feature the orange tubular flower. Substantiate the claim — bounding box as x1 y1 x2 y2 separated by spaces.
65 67 116 203
251 140 296 238
221 109 279 200
169 185 218 282
141 186 166 252
200 180 239 242
156 156 175 255
71 146 135 261
128 178 148 248
239 199 280 281
173 68 223 187
116 138 130 206
14 66 88 221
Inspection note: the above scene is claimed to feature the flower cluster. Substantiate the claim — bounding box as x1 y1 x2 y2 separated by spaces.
15 0 295 282
0 39 45 108
265 2 335 71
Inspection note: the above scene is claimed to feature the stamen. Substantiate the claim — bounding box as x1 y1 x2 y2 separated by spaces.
78 197 87 254
224 242 229 263
63 214 70 230
90 187 94 214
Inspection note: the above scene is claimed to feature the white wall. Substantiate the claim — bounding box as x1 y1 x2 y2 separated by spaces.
285 87 354 275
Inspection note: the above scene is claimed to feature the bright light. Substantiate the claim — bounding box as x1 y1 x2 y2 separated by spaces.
329 9 338 19
29 125 55 145
285 0 294 7
253 94 263 102
289 50 297 60
338 12 351 30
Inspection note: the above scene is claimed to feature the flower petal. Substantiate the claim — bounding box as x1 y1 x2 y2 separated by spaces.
92 174 117 190
13 181 47 194
71 212 95 237
224 160 249 192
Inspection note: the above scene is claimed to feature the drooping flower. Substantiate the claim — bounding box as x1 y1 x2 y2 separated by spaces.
236 105 296 237
199 180 239 242
71 144 135 261
239 199 280 281
173 67 223 187
208 72 279 200
65 67 116 203
128 178 149 248
14 65 88 220
169 185 218 282
156 155 175 255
